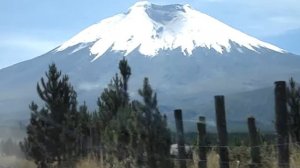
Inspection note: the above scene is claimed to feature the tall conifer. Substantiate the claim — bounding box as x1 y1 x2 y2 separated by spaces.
21 64 83 167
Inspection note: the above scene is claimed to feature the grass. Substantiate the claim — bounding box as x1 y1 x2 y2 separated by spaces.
2 145 300 168
76 157 101 168
72 147 277 168
0 156 35 168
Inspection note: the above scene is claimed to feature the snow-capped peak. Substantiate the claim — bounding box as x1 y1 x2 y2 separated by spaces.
130 0 152 9
56 2 284 61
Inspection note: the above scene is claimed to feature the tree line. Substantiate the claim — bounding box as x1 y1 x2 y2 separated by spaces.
20 58 172 168
18 57 300 168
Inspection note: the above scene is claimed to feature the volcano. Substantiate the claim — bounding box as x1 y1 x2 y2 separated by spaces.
1 1 300 130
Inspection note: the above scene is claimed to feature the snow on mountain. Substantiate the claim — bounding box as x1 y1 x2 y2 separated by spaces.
0 2 299 130
56 1 284 61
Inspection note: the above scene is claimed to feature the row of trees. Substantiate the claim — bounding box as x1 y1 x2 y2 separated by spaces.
20 58 172 168
18 56 300 168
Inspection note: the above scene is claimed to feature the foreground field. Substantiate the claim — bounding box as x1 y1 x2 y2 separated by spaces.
2 146 300 168
0 156 35 168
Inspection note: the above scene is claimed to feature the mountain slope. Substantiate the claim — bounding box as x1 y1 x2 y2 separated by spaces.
0 2 300 131
56 1 283 59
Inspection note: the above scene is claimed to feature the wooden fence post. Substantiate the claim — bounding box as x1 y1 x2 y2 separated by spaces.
275 81 290 168
247 117 261 168
197 116 207 168
174 109 187 168
215 95 230 168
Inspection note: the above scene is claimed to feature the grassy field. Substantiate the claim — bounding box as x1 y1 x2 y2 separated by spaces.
2 146 300 168
0 156 35 168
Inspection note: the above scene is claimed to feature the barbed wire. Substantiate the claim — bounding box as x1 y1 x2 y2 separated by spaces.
16 104 300 167
79 141 300 151
18 107 299 150
2 142 299 167
169 118 275 126
174 142 298 149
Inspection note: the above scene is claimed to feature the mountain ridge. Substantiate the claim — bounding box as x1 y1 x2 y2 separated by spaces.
0 2 299 131
56 1 284 61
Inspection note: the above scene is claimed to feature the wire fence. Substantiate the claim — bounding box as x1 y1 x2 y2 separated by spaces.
1 137 300 167
8 97 298 167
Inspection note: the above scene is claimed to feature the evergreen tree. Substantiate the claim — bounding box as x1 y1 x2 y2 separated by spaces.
61 88 80 166
287 78 300 144
21 64 83 167
98 74 125 127
20 102 50 168
96 58 172 168
89 110 102 158
134 78 172 168
102 106 138 168
97 57 137 167
119 57 131 93
97 57 132 149
77 102 91 157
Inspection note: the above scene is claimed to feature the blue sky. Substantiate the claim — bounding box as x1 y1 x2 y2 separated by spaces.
0 0 299 69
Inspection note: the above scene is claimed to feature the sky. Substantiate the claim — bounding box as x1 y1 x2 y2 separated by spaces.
0 0 299 69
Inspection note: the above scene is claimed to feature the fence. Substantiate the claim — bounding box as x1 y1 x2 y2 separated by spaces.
172 81 292 168
14 81 297 168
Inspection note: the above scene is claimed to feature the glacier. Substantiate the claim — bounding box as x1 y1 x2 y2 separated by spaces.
56 1 284 61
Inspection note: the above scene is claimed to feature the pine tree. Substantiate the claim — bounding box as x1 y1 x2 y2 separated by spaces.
96 58 171 168
97 57 138 167
21 64 82 167
119 57 131 94
61 88 80 166
89 110 102 158
77 102 91 157
287 78 300 144
97 57 131 132
134 77 172 168
102 106 138 168
20 102 50 168
98 74 125 127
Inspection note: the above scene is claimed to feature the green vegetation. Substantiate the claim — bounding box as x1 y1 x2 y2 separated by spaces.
19 64 89 167
4 59 299 168
19 58 171 168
